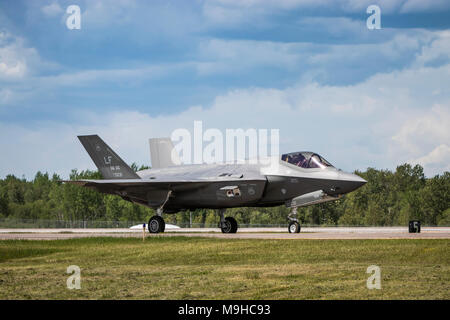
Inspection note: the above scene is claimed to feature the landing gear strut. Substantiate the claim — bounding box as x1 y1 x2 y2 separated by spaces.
147 191 172 234
287 207 301 233
218 209 238 233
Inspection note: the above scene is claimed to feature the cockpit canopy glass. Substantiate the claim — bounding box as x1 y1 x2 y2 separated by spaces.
281 152 334 169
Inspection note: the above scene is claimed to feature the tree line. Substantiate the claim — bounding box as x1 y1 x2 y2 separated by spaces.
0 163 448 226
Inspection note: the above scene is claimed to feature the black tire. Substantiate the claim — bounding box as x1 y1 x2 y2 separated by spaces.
221 216 238 234
228 217 238 233
288 221 300 233
148 216 165 233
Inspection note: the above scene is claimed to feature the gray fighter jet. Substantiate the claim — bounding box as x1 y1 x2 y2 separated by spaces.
67 135 366 234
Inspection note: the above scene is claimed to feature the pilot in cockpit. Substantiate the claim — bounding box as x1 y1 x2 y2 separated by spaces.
293 153 307 168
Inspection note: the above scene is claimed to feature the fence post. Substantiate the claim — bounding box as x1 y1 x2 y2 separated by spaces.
189 211 192 228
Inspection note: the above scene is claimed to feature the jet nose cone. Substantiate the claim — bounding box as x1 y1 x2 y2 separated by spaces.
335 172 367 194
351 174 367 185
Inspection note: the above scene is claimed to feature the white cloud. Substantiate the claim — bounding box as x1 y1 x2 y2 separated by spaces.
306 30 432 67
392 105 450 154
0 59 26 78
202 2 248 26
0 88 14 104
400 0 450 13
297 16 366 37
410 144 450 175
2 57 449 178
81 0 138 28
37 63 185 87
0 32 58 82
414 30 450 67
195 39 304 75
0 22 440 108
0 32 61 105
41 2 63 17
0 34 32 79
193 29 434 78
1 14 450 178
78 0 202 38
203 0 449 15
391 105 450 176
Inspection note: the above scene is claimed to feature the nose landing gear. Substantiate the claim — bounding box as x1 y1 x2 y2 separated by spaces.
287 207 301 233
288 221 301 233
218 209 238 233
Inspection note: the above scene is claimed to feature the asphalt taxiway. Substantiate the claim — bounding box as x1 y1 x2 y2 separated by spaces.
0 227 448 240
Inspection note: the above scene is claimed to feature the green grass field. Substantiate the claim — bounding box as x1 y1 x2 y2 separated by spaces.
0 237 448 299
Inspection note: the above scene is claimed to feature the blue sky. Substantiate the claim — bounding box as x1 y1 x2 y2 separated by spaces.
0 0 449 178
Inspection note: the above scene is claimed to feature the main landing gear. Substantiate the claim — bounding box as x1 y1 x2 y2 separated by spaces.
148 214 165 233
147 191 171 234
218 209 238 233
287 207 301 233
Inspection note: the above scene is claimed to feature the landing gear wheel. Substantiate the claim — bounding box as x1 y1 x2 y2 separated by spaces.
221 217 238 234
288 221 301 233
148 216 165 233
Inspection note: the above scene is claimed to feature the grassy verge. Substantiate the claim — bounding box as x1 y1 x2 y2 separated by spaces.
0 237 448 299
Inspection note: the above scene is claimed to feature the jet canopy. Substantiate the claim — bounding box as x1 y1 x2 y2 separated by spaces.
281 152 334 169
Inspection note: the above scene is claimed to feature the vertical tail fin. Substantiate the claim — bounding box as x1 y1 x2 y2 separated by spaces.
149 137 181 169
78 135 140 179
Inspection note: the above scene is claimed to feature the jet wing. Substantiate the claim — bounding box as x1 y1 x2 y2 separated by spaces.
63 179 194 192
63 179 193 207
63 163 267 209
64 176 266 209
63 177 257 187
64 179 169 187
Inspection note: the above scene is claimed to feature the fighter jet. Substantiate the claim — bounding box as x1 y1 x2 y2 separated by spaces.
67 135 366 234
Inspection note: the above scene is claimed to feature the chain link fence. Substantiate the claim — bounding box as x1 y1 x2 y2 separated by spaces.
0 218 299 229
0 219 141 229
0 218 444 229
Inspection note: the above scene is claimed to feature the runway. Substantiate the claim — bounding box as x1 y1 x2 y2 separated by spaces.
0 227 449 240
